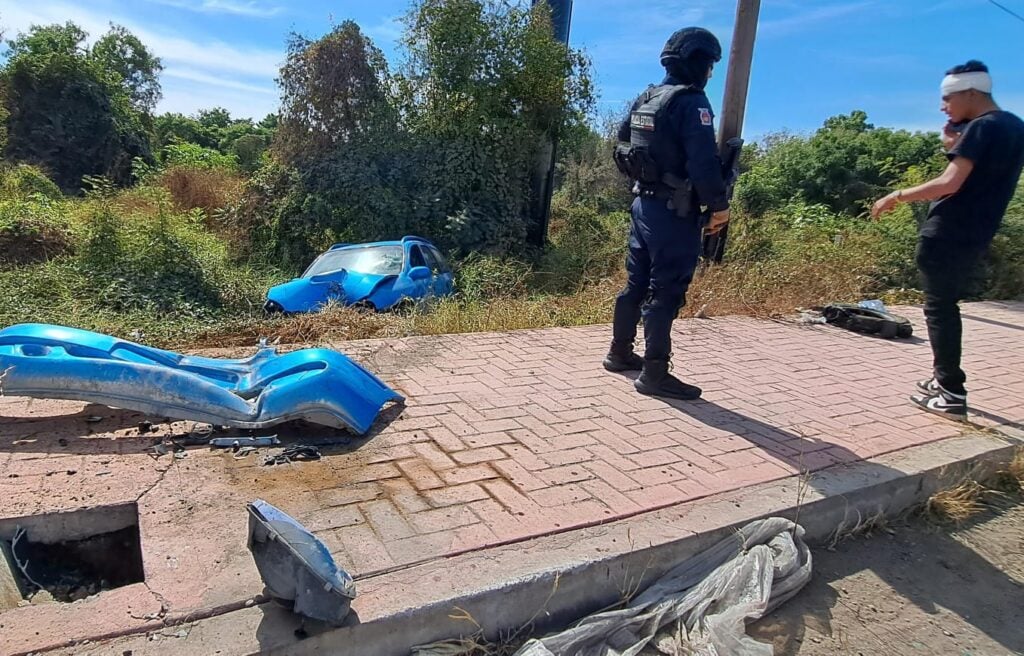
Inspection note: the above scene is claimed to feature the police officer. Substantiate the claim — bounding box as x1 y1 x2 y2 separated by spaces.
603 27 730 401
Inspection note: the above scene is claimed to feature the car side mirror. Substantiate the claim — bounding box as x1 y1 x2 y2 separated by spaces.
409 266 432 281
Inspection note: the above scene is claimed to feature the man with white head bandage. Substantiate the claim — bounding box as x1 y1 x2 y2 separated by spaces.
872 60 1024 420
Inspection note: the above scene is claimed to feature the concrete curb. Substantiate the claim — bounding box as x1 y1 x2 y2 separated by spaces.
40 430 1018 656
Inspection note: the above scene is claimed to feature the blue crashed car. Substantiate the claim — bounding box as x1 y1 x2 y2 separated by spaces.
264 236 454 314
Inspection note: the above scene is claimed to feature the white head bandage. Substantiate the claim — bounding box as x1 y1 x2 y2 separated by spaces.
941 71 993 95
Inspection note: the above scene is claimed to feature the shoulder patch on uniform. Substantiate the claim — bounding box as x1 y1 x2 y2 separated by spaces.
699 108 712 126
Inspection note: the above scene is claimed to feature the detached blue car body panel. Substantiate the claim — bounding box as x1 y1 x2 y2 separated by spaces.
265 236 455 314
0 324 403 434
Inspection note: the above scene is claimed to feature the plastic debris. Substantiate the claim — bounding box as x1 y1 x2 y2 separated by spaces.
858 299 887 312
210 436 281 449
799 311 827 325
247 499 356 626
263 445 322 466
233 446 259 459
507 518 812 656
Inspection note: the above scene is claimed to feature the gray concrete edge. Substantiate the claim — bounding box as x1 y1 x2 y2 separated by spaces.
33 431 1020 656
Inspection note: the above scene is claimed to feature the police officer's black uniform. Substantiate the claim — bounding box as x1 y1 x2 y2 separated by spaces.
604 27 728 401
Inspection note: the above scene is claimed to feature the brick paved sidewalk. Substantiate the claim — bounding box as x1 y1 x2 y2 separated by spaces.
0 301 1021 653
304 301 1021 575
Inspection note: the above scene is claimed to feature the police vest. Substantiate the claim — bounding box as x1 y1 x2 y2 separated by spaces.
613 84 699 186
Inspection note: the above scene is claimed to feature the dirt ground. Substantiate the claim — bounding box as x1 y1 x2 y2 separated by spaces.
746 501 1024 656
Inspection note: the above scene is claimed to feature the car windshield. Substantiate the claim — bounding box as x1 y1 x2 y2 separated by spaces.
304 245 404 277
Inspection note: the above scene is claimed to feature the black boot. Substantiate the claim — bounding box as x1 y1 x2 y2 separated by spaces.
635 358 702 400
603 343 643 372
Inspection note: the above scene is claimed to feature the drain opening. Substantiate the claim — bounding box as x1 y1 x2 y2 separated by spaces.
0 503 144 607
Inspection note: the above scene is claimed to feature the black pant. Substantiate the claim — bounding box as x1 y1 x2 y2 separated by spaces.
612 196 703 361
916 236 985 395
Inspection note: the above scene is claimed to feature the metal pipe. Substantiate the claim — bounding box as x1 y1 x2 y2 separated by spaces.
702 0 760 263
527 0 574 247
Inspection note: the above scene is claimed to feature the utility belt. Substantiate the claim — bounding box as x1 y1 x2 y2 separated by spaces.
636 183 674 200
634 175 695 218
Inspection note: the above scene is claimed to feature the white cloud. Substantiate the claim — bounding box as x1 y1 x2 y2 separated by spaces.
147 0 283 18
0 1 283 116
758 2 875 37
0 2 283 76
137 29 283 78
363 14 403 44
160 81 278 118
163 67 277 95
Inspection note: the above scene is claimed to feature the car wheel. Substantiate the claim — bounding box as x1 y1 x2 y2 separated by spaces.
263 300 284 315
352 300 377 313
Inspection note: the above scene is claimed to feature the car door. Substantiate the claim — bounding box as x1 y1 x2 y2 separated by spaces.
425 246 454 296
405 245 432 301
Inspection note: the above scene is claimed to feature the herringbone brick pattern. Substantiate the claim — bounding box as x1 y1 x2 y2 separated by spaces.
293 302 1022 575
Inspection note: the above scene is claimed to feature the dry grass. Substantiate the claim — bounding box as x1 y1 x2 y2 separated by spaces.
926 450 1024 525
181 252 876 351
411 575 561 656
925 480 993 524
182 281 621 350
684 257 876 320
827 509 894 549
1010 449 1024 486
990 448 1024 494
185 303 399 349
158 166 243 216
0 221 73 265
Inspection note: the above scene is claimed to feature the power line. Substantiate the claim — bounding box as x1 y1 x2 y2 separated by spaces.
987 0 1024 24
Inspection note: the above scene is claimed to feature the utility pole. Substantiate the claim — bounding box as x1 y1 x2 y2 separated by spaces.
702 0 760 262
527 0 574 247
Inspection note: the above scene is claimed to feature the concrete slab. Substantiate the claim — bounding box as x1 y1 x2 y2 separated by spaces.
37 432 1019 656
1 301 1022 655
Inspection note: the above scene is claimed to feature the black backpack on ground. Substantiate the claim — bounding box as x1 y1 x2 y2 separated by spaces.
821 303 914 339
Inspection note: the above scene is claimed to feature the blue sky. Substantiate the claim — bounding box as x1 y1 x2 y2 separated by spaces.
1 0 1021 139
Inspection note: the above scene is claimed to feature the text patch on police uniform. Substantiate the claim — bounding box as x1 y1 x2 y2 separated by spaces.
631 110 656 131
699 108 712 126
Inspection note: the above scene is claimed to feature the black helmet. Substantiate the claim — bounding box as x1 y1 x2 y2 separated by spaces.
660 27 722 67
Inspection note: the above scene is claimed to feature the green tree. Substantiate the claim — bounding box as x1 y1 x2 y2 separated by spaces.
236 2 593 266
736 111 944 217
395 0 594 252
91 24 163 112
274 21 394 164
153 109 274 172
153 112 219 150
197 107 232 130
1 22 152 190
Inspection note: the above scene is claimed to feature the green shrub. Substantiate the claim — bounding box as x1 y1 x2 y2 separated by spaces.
161 143 239 171
73 201 269 313
982 183 1024 299
453 254 532 302
0 195 74 264
538 203 627 292
0 164 63 200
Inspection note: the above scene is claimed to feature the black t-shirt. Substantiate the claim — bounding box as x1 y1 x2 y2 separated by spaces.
922 110 1024 244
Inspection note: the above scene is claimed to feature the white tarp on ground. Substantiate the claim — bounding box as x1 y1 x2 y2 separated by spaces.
513 517 812 656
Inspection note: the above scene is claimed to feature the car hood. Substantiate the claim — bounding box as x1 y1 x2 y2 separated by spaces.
267 270 395 311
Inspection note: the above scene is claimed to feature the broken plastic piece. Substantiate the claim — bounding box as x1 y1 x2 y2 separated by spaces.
247 499 355 626
210 436 281 449
262 444 322 466
0 324 404 434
